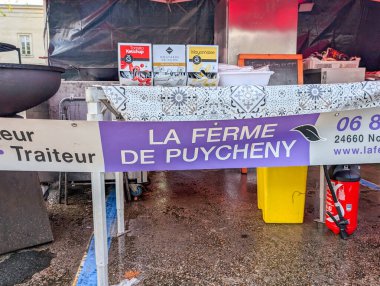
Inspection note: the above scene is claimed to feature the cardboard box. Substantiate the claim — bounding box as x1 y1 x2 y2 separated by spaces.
303 57 360 70
118 43 153 86
187 45 219 86
187 45 218 73
153 45 187 86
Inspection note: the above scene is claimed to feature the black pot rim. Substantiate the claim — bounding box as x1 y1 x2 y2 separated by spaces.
0 63 65 73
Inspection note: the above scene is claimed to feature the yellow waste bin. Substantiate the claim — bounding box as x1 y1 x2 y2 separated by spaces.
256 166 308 223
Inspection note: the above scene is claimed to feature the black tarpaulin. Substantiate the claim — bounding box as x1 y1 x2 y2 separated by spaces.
47 0 216 79
297 0 380 71
47 0 380 80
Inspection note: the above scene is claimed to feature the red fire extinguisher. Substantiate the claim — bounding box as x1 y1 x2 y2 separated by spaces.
323 165 361 239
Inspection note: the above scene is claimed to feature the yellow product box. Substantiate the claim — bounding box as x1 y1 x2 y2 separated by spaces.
187 45 218 73
187 45 219 86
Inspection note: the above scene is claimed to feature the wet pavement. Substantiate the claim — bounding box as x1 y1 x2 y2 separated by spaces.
0 166 379 285
0 250 54 286
108 166 380 286
0 186 94 286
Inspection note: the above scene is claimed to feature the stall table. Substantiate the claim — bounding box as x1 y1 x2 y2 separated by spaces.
86 81 380 286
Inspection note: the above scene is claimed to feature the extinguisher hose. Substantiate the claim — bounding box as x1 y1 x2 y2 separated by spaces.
323 165 349 239
326 211 348 240
323 165 344 219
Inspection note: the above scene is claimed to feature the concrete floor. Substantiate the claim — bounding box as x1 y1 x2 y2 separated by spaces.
0 166 379 286
0 187 93 286
107 166 380 285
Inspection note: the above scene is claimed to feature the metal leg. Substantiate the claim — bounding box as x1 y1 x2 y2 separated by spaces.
137 172 142 184
124 173 132 202
64 172 68 205
141 171 148 183
127 171 136 182
58 172 62 204
315 165 326 223
91 172 108 286
136 171 149 184
128 171 148 184
115 172 125 236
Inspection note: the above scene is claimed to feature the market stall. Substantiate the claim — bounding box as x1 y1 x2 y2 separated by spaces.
53 1 379 285
1 0 379 285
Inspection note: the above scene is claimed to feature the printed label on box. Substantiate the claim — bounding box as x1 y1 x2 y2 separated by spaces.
153 45 186 73
187 45 218 73
118 43 152 86
153 44 186 86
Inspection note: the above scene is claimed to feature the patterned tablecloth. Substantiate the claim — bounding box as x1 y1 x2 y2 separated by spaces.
102 81 380 121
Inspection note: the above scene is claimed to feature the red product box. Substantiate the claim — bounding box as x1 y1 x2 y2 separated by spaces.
118 43 152 86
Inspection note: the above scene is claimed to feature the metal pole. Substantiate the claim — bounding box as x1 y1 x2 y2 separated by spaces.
86 86 109 285
58 172 62 204
115 172 125 235
124 173 132 202
91 172 108 286
318 165 326 223
64 172 68 205
16 48 21 64
111 113 125 236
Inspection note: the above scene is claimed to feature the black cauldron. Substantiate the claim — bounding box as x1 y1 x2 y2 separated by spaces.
0 63 65 116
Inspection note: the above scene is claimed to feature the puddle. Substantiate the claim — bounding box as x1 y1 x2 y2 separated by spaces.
0 250 54 286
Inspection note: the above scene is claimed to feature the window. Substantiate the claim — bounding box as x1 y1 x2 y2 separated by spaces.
18 34 32 57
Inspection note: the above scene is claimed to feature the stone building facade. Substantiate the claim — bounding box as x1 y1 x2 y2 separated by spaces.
0 4 46 65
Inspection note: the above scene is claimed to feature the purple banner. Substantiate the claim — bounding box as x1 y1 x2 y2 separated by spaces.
99 114 319 172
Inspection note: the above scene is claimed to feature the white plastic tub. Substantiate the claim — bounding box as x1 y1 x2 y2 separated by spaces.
218 70 274 86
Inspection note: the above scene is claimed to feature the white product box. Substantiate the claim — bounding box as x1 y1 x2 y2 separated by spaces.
153 45 187 86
